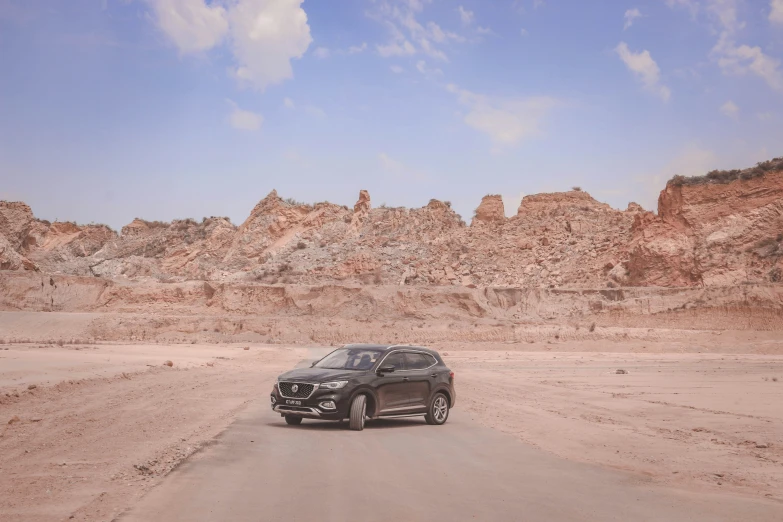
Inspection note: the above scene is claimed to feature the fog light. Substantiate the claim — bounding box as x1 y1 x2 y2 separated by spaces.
270 395 276 404
319 400 336 410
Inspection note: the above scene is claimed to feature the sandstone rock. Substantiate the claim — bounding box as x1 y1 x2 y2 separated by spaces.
472 195 505 225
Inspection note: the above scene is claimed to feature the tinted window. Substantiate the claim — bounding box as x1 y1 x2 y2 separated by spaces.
382 352 405 370
404 352 434 370
314 348 383 370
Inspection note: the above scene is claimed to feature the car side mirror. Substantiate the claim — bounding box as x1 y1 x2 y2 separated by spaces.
377 365 395 374
310 361 317 368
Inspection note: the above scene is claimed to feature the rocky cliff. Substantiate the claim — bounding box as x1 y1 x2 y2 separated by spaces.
2 157 781 289
629 158 783 286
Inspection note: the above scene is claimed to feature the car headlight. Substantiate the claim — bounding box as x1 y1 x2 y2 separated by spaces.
319 380 348 390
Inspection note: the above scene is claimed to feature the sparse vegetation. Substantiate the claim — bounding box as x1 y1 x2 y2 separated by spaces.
284 197 308 206
296 241 307 250
589 322 596 333
668 157 783 186
571 186 582 192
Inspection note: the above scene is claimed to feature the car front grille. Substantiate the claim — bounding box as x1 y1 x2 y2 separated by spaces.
278 382 316 399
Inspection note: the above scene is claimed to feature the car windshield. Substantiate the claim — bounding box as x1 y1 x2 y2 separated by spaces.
314 348 383 370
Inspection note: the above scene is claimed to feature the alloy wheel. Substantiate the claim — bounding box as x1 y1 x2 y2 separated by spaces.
433 396 448 423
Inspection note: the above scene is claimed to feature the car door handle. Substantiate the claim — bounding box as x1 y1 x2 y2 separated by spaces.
430 373 437 378
403 377 409 382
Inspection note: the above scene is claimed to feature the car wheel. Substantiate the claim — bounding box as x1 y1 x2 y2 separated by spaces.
349 394 367 431
284 415 303 425
425 393 449 425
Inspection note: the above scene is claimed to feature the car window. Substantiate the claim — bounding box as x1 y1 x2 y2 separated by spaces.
314 348 382 370
404 352 434 370
382 352 405 370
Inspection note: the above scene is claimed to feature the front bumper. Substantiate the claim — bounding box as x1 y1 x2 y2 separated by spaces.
270 385 350 421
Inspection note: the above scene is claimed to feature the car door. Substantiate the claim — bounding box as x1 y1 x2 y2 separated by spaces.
402 352 436 410
374 352 409 413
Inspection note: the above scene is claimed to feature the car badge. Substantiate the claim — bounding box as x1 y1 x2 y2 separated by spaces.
291 384 299 393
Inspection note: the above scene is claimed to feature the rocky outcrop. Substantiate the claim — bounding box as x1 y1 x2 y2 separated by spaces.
472 195 505 225
629 165 783 286
350 190 371 233
2 157 781 288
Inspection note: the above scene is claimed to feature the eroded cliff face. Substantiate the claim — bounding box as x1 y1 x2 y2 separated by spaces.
629 168 783 286
2 158 781 288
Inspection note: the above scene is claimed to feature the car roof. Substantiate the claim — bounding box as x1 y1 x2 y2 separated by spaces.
342 343 439 355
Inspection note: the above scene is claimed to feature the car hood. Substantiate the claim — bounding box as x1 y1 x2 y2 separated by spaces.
277 367 364 383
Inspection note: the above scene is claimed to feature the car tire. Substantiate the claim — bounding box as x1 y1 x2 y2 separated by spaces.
349 394 367 431
284 415 302 425
425 393 449 425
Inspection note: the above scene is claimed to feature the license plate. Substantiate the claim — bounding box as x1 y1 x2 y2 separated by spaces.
286 400 302 406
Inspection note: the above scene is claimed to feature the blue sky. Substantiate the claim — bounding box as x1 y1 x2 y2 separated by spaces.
1 0 782 229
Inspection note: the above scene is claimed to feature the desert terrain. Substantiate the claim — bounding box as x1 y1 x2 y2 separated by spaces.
1 161 783 519
1 337 782 520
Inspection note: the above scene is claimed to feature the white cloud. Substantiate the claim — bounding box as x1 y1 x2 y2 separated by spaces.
313 46 330 58
146 0 228 53
665 0 699 18
415 60 442 76
713 34 783 92
706 0 743 33
720 100 739 119
757 111 774 120
520 28 528 36
624 8 642 30
281 96 324 117
347 42 368 54
228 0 312 91
371 0 464 61
615 42 671 102
148 0 312 92
476 26 493 35
389 64 404 73
772 0 783 24
447 84 558 148
377 39 416 57
227 100 262 131
378 152 428 181
457 5 474 26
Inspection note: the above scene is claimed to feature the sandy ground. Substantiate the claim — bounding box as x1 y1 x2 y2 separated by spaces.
1 340 782 520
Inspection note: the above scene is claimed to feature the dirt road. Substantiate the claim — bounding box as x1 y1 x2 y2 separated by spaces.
122 402 781 522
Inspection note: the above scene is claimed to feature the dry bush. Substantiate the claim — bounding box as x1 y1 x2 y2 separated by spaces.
0 339 5 345
56 339 64 347
296 241 307 250
571 186 582 192
589 322 596 332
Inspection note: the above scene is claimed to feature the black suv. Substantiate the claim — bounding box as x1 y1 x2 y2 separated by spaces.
270 344 456 431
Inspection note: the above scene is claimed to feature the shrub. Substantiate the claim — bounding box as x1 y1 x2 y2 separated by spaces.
589 322 596 333
284 197 312 207
296 241 307 250
667 157 782 187
571 186 582 192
